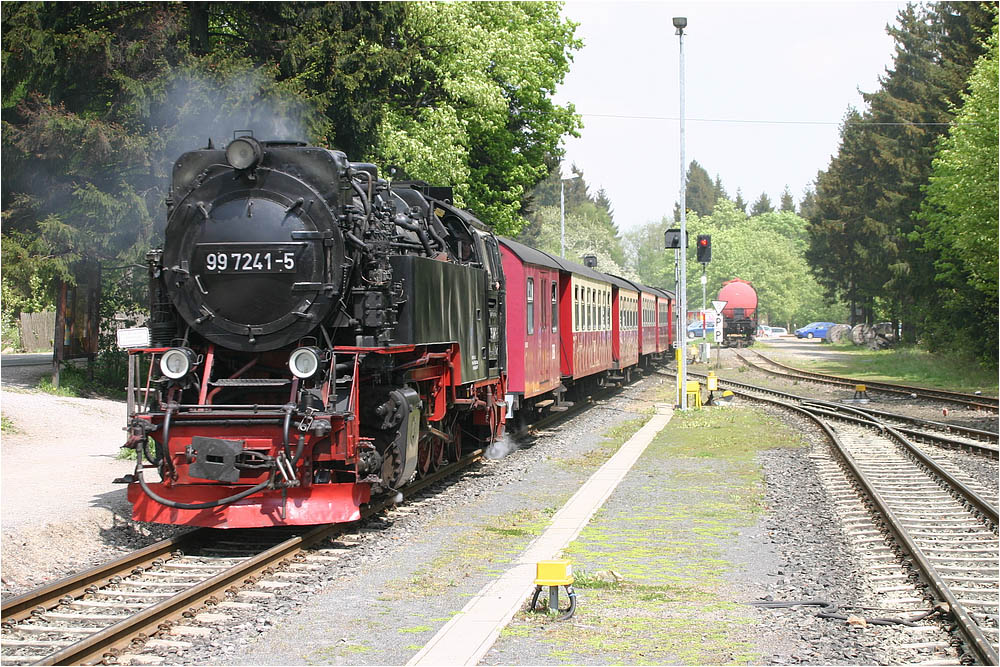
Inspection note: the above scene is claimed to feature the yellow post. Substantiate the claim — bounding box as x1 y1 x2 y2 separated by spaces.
675 346 683 408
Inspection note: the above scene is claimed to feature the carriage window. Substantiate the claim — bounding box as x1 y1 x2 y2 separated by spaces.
551 282 558 333
586 288 592 331
526 278 535 335
587 287 597 331
573 285 582 331
541 280 547 330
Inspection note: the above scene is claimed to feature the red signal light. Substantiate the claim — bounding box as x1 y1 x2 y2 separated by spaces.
696 234 711 263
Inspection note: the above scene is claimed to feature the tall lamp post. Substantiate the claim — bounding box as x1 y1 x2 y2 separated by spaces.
560 179 566 258
674 15 688 409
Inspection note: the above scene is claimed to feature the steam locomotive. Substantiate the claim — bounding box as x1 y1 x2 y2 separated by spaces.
122 136 506 527
120 135 674 529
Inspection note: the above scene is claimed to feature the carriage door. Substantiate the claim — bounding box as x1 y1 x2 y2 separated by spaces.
478 232 505 377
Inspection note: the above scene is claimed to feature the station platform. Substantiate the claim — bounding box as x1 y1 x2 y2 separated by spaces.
408 404 674 665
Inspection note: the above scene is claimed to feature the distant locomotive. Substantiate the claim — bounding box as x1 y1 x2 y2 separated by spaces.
717 279 758 347
120 134 673 529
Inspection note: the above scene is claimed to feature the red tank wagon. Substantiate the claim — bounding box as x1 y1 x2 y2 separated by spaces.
717 279 758 347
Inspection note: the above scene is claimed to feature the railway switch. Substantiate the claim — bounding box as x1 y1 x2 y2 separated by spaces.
531 560 577 620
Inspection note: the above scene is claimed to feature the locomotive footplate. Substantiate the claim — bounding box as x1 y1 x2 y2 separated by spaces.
188 436 244 483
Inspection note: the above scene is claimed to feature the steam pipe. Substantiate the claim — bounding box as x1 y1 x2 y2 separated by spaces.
350 180 372 220
394 215 435 256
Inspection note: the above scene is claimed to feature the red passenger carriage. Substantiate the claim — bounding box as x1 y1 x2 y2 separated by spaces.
608 276 639 374
498 239 564 415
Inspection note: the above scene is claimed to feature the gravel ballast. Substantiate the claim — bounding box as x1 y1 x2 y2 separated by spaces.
3 343 992 664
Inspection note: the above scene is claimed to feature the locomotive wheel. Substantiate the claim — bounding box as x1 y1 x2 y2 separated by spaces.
430 437 445 472
447 422 463 463
416 436 432 478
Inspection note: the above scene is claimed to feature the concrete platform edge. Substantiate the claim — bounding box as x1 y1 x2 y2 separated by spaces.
407 403 674 666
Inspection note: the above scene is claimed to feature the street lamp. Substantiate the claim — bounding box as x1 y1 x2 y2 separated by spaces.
559 175 574 258
674 15 688 410
561 178 566 258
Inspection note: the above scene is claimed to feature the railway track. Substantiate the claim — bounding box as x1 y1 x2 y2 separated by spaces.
0 366 609 667
667 370 998 663
0 372 623 666
0 448 487 666
691 369 997 460
740 348 999 413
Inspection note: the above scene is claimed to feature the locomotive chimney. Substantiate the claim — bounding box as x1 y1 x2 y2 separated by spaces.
583 254 598 268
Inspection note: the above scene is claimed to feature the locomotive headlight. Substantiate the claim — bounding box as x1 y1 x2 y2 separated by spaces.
289 347 323 379
225 136 263 170
160 347 197 380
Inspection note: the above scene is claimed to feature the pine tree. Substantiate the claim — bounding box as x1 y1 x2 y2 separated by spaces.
520 164 625 266
713 175 728 203
733 189 748 215
798 186 818 220
917 16 999 364
684 160 716 216
805 2 995 335
779 186 795 212
750 193 774 216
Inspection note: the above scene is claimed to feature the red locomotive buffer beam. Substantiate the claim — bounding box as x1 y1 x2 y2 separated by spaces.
126 350 370 528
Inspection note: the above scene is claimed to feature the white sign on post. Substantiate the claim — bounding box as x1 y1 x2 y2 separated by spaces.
711 300 727 314
712 312 724 344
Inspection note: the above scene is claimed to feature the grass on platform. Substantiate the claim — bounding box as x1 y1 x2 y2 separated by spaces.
791 343 997 395
497 405 807 665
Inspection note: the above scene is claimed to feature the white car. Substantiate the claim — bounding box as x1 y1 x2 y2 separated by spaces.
769 327 788 336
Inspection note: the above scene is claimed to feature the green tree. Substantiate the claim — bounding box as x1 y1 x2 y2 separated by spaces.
798 186 818 220
713 175 728 203
685 160 716 216
377 2 581 234
917 16 999 363
807 2 995 334
2 1 582 328
521 164 624 268
750 192 773 216
625 201 845 329
807 108 892 325
733 189 748 215
779 186 795 212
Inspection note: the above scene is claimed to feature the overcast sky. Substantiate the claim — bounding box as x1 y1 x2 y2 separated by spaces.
552 1 906 232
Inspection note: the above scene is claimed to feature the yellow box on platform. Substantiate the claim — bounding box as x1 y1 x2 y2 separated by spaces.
707 372 719 391
535 560 574 586
679 380 702 408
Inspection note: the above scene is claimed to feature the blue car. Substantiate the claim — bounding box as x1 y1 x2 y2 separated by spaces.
686 322 714 339
795 322 835 339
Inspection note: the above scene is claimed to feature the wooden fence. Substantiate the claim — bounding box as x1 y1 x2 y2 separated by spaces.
18 311 56 352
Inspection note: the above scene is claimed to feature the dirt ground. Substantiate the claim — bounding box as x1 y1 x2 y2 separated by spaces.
0 357 178 596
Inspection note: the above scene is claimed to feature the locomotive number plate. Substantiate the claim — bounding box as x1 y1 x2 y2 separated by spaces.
196 243 304 274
